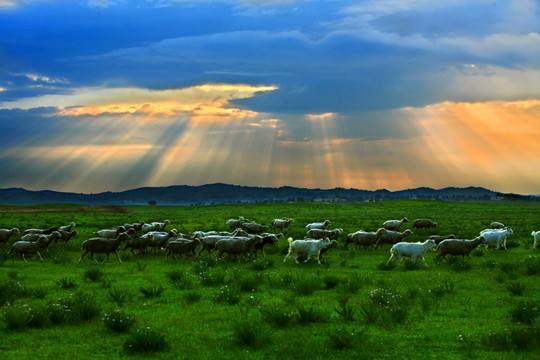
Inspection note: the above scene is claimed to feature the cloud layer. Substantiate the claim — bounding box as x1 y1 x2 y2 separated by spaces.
0 1 539 194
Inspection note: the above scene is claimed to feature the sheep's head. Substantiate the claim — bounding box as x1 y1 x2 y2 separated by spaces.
324 220 331 226
12 228 20 236
403 229 413 236
426 239 437 251
164 220 170 226
117 226 127 234
402 218 409 222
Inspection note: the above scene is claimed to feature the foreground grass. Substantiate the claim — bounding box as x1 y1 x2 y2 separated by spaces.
0 200 539 359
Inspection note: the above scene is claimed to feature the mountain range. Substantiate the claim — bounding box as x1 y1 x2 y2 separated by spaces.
0 184 537 205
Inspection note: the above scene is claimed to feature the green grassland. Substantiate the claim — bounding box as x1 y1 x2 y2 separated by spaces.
0 200 539 359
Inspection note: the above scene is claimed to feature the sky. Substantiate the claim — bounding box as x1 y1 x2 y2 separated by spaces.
0 0 539 194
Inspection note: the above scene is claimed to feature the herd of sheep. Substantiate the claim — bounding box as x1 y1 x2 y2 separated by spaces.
1 215 539 266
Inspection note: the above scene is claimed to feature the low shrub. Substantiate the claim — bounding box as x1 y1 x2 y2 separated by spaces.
231 319 268 348
213 285 241 305
2 303 33 330
505 281 527 296
292 276 321 296
184 291 202 304
322 274 340 290
260 305 295 328
55 276 77 290
123 327 168 354
81 268 105 283
139 284 166 298
524 256 540 275
377 261 397 271
327 326 364 350
296 305 326 325
509 301 538 325
108 287 131 306
102 309 136 333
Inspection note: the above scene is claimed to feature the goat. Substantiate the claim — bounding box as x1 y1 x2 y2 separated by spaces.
271 218 294 232
283 237 332 265
345 228 387 249
79 232 130 264
58 222 76 232
388 240 436 267
0 228 20 245
241 221 269 234
123 233 154 255
306 228 342 240
9 236 48 263
226 217 247 230
305 220 332 231
480 228 513 250
531 231 540 250
166 239 201 260
22 227 58 236
413 219 437 229
429 234 456 245
436 236 486 264
383 218 408 231
374 229 413 250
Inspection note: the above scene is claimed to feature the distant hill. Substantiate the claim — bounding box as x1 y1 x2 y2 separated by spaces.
0 184 536 205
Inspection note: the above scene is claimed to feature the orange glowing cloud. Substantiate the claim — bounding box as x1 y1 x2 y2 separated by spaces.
305 112 337 121
0 83 278 123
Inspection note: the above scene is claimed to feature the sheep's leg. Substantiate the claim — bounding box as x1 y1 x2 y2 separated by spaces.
387 254 396 265
114 251 122 264
36 251 43 262
91 253 99 264
79 250 88 263
22 253 28 263
283 250 292 263
421 256 428 267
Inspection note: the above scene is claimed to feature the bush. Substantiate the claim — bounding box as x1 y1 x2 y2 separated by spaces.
81 268 105 283
213 285 241 305
139 284 166 298
292 276 321 296
481 327 540 351
296 305 326 325
524 256 540 275
2 303 33 330
102 309 136 333
358 303 379 324
237 275 259 293
509 302 539 325
30 286 49 299
260 305 295 328
46 301 71 325
184 291 202 304
123 327 168 354
108 287 131 306
0 280 30 305
334 303 357 322
231 319 267 348
327 326 364 350
167 271 193 290
505 281 527 296
71 293 101 322
451 258 471 272
198 271 226 287
339 274 364 294
250 258 273 271
55 276 77 290
322 274 340 290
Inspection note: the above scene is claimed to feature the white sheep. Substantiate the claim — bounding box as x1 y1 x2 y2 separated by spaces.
58 222 76 232
225 217 247 230
387 240 437 267
305 220 332 231
142 220 170 234
480 228 513 250
0 228 20 245
271 218 294 232
283 237 332 265
94 226 127 239
531 231 539 250
9 236 48 263
383 218 408 231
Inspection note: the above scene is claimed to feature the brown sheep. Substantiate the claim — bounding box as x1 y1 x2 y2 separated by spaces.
413 219 438 229
79 232 130 264
374 229 413 250
436 236 485 264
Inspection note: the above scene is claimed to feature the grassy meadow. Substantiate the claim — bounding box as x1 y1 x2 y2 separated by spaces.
0 200 539 359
